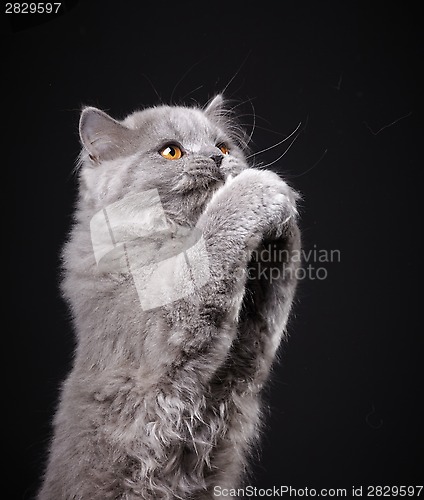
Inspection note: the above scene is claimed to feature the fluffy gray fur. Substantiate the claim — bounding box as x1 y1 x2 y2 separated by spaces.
38 95 301 499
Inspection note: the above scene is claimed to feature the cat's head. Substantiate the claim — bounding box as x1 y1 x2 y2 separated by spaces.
77 95 249 225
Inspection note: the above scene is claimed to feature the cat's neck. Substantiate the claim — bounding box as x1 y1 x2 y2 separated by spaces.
160 191 213 229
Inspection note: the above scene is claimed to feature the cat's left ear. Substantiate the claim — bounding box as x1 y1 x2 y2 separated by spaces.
204 94 225 117
79 107 133 164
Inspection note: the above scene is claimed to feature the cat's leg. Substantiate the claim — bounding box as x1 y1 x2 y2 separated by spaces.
166 168 298 383
159 168 298 387
203 175 301 493
128 168 298 499
213 217 301 395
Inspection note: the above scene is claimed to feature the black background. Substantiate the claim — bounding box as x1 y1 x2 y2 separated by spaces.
6 1 422 498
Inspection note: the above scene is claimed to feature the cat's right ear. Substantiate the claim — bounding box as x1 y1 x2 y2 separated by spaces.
79 107 131 164
204 94 225 117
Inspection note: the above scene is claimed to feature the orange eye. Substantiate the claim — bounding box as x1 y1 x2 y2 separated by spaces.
159 144 183 160
217 143 230 155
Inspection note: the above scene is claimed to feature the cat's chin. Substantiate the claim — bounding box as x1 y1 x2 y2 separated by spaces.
173 173 225 193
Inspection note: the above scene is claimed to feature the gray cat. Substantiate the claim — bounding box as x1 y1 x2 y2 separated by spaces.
38 95 301 499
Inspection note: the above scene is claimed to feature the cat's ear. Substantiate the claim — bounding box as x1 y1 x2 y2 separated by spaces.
79 107 132 164
204 94 225 117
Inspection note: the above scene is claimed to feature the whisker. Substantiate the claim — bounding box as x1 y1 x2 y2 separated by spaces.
243 99 256 146
221 50 252 97
233 111 273 128
227 97 257 113
245 121 302 159
170 59 205 105
257 130 302 169
238 123 290 136
181 85 204 103
140 73 162 104
286 148 328 179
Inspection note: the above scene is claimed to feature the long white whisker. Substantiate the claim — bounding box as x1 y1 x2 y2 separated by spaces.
288 148 328 178
182 85 204 103
228 97 257 113
140 73 162 103
238 123 288 136
245 121 302 159
170 59 204 104
221 50 252 96
245 99 256 146
257 130 301 169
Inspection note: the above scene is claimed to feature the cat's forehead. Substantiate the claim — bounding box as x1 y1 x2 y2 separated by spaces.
124 106 222 150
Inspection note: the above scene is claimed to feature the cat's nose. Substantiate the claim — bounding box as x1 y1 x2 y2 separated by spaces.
210 154 223 168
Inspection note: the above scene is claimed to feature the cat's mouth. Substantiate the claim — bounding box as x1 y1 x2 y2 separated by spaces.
179 164 225 190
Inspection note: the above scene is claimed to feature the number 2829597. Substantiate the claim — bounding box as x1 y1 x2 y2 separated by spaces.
5 3 62 14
